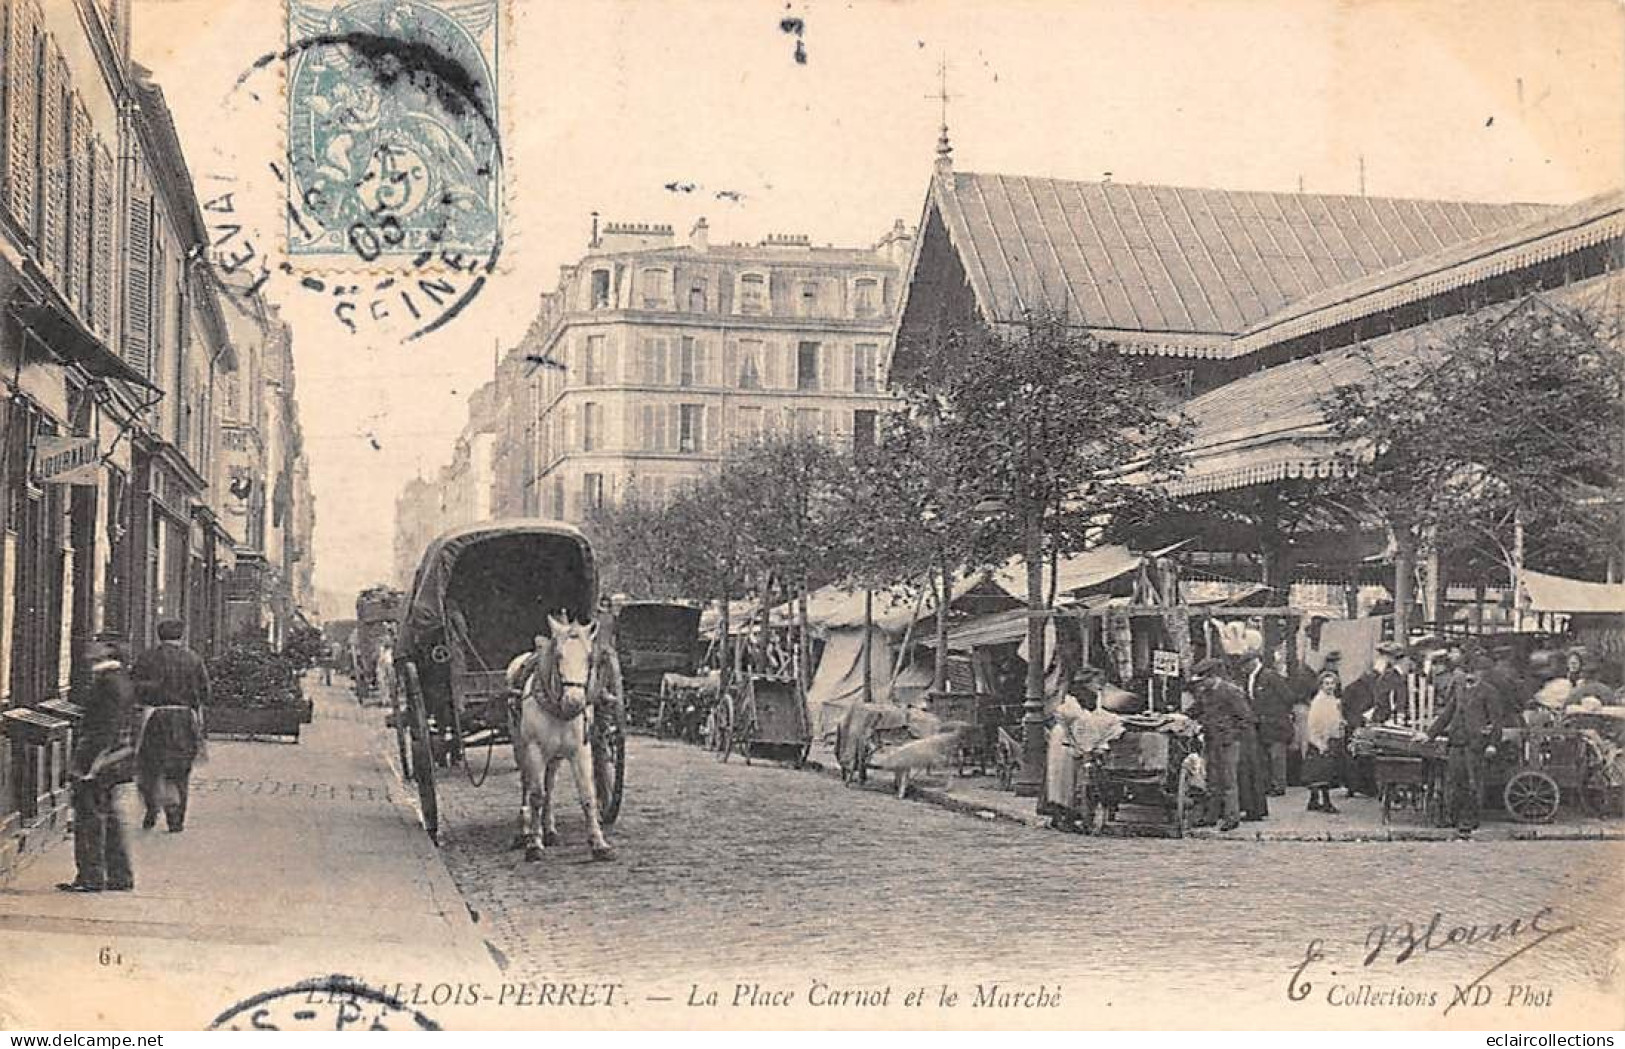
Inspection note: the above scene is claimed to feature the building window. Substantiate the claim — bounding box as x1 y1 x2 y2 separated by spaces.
688 281 707 312
797 342 820 391
853 409 877 453
641 268 672 309
792 408 821 437
737 340 762 389
583 334 604 384
590 269 611 308
738 273 767 315
678 336 696 387
553 476 566 517
678 403 704 453
737 406 764 443
854 278 879 318
581 402 601 451
638 337 669 384
582 473 604 512
799 282 820 317
854 343 878 393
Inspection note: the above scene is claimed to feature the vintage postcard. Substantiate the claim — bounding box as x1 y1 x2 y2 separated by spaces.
0 0 1621 1033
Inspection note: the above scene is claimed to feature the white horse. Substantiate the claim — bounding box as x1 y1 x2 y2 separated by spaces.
509 615 615 862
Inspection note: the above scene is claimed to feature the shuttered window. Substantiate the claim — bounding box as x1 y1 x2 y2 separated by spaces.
91 140 114 336
4 0 41 233
69 96 91 312
125 184 155 378
38 45 65 281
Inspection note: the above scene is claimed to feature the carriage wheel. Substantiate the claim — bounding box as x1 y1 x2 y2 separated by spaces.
595 717 626 827
391 668 413 782
1503 769 1560 824
402 662 439 841
1173 763 1196 839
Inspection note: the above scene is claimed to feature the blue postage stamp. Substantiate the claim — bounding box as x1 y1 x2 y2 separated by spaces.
285 0 502 263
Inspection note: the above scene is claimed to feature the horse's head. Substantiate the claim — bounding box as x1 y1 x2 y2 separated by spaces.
544 612 598 717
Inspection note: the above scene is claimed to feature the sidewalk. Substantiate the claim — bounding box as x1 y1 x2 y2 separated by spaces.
807 741 1625 841
0 679 502 1030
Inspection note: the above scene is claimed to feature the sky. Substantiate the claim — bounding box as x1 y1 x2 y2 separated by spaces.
130 0 1625 610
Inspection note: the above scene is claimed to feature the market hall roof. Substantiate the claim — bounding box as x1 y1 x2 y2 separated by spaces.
921 170 1551 350
1167 266 1624 496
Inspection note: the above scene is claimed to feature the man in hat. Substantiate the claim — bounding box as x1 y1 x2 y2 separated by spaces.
1186 657 1254 832
1421 654 1500 837
59 636 137 892
1370 642 1412 724
132 619 212 832
1247 647 1295 796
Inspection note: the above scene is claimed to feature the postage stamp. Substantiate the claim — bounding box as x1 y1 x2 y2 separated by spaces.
283 0 502 263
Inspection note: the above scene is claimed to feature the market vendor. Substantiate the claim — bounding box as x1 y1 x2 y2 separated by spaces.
1186 658 1254 832
1043 671 1125 824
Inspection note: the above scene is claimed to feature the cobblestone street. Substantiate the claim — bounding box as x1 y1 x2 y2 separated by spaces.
433 734 1625 1025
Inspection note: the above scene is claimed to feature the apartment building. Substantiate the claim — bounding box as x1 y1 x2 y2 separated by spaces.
500 217 914 521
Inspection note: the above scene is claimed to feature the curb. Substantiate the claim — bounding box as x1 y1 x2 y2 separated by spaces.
801 747 1625 842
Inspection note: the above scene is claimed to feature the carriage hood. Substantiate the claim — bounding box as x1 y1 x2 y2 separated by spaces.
398 520 598 664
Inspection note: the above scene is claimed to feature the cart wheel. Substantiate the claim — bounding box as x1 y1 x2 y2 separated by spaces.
1173 763 1195 839
402 662 439 841
1503 769 1560 824
595 717 625 827
391 668 413 782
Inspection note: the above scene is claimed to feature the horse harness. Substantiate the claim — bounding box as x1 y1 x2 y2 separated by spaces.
522 643 598 722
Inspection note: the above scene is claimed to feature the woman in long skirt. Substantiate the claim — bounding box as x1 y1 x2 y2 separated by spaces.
1303 670 1345 814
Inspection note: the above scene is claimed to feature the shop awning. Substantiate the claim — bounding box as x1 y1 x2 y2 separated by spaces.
14 303 159 390
1522 570 1625 614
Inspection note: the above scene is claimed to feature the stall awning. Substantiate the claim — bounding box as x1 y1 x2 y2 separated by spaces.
1522 570 1625 614
15 303 159 390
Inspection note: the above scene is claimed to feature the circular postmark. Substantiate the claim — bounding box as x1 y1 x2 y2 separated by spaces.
208 975 442 1031
202 0 505 342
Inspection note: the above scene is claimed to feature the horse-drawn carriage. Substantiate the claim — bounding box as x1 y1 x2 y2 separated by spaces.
353 586 403 706
714 675 813 767
393 520 624 842
616 601 703 732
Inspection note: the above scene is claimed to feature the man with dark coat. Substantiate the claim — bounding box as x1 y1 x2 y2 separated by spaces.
1370 642 1411 724
133 619 212 832
1247 649 1295 796
1186 658 1254 832
59 637 137 892
1422 656 1500 836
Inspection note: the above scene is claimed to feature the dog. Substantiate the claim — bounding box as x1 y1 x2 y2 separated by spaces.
871 727 963 799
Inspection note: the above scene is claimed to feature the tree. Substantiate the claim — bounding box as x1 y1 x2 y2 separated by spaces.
930 312 1191 796
1321 296 1625 634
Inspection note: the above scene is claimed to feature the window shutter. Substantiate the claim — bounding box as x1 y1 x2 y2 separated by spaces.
821 342 835 391
665 404 680 451
763 341 780 388
39 46 66 281
125 187 154 378
604 335 618 383
723 340 737 389
5 0 40 231
705 405 720 453
693 338 708 386
92 143 114 336
651 404 665 451
839 344 854 392
70 98 91 312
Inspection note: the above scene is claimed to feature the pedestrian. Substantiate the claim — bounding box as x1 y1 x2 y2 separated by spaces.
1303 670 1345 814
59 636 137 893
1186 657 1253 832
321 641 334 686
1338 645 1396 798
1420 655 1500 837
1248 648 1294 796
132 619 212 833
1370 642 1411 724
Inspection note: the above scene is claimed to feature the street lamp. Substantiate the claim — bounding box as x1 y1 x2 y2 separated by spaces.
973 493 1048 799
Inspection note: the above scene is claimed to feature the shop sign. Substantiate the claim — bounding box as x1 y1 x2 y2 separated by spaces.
1151 649 1181 677
33 436 100 486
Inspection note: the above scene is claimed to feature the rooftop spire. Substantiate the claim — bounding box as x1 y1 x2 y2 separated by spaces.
929 57 953 172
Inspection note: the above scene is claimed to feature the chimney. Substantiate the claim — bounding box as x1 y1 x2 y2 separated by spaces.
690 217 709 253
590 211 601 248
